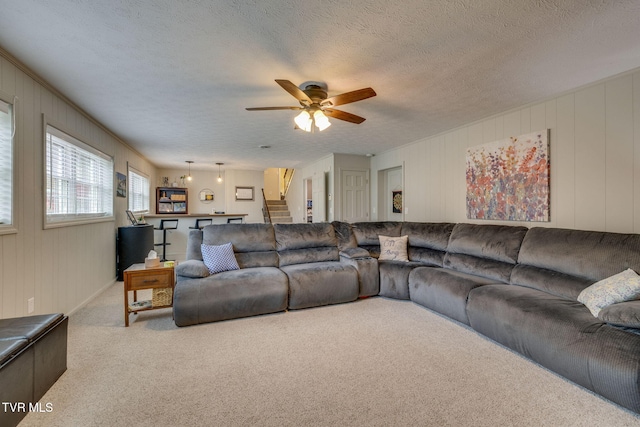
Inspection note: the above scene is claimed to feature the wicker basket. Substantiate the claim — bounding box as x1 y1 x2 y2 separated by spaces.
152 287 173 307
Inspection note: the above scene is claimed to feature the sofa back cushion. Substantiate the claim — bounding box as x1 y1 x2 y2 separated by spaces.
331 221 358 250
351 222 402 258
401 222 455 266
443 223 528 283
186 229 204 261
512 227 640 300
274 223 339 267
201 223 278 268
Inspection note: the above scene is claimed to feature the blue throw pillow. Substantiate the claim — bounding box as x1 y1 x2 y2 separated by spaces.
201 242 240 274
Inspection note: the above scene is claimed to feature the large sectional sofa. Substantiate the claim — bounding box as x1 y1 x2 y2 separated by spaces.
174 221 640 415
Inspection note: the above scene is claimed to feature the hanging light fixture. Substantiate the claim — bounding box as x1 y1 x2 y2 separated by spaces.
216 162 224 183
313 110 331 131
294 109 331 133
185 160 193 181
294 111 312 132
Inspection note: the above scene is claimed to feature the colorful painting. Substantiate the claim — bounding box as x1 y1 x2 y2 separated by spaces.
466 130 549 222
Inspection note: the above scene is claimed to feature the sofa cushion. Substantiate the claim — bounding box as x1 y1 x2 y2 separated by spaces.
351 222 402 246
201 243 240 274
443 223 527 283
510 264 593 301
598 301 640 328
173 267 288 326
339 247 370 259
280 261 359 310
203 224 278 268
400 222 455 251
186 229 204 261
446 223 528 264
378 235 409 262
467 284 602 390
378 260 424 300
517 227 640 282
397 221 454 266
577 268 640 317
331 221 358 250
274 223 339 267
409 267 502 324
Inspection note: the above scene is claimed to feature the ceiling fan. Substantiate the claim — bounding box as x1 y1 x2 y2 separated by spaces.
245 80 376 132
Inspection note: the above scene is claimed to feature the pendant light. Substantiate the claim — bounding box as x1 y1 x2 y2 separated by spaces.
185 160 193 181
216 162 224 183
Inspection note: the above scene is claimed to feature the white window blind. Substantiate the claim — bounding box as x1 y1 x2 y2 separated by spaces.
45 125 113 224
128 167 150 213
0 99 13 227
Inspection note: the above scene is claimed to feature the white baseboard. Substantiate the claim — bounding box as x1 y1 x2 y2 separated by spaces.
67 278 116 317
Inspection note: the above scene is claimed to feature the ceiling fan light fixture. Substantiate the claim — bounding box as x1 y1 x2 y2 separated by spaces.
314 110 331 131
294 110 312 132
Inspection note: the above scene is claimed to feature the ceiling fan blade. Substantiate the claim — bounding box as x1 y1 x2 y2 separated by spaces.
323 108 366 124
321 88 376 107
275 79 313 104
245 106 303 111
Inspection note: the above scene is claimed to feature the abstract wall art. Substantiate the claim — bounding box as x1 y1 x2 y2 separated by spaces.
466 130 550 222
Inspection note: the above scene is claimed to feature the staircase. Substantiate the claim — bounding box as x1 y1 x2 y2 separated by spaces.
266 199 292 223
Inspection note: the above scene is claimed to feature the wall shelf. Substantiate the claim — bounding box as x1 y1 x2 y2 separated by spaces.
156 187 188 214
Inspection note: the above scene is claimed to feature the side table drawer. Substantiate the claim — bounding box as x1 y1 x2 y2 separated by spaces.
128 271 173 290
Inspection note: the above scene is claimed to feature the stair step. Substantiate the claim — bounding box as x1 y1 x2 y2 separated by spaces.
266 200 287 205
270 210 290 217
268 205 288 211
271 217 293 223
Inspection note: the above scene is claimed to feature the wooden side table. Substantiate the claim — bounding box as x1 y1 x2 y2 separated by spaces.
123 263 175 326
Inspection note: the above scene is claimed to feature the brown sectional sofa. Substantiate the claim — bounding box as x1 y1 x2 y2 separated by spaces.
174 220 640 415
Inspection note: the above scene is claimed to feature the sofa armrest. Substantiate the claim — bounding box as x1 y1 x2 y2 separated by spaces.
176 260 210 279
340 254 379 297
339 247 371 259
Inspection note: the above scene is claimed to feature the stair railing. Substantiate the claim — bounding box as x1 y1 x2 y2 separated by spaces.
282 168 295 199
261 188 272 224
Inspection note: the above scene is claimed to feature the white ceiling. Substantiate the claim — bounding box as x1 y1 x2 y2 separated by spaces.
1 0 639 171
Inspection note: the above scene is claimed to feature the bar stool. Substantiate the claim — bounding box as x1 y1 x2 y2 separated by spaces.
154 219 178 261
190 218 212 230
227 218 243 223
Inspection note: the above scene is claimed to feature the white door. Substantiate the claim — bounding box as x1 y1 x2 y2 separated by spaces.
341 169 369 223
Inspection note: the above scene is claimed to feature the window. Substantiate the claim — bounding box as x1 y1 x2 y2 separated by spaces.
128 167 150 213
0 98 13 231
45 124 113 226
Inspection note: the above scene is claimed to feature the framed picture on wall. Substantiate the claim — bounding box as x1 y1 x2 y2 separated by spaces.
235 186 254 201
116 172 126 198
392 190 402 213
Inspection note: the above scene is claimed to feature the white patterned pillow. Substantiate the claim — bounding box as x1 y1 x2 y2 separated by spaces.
378 235 409 262
201 243 240 274
577 268 640 317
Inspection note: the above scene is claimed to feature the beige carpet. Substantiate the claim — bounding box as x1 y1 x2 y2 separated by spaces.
20 282 640 427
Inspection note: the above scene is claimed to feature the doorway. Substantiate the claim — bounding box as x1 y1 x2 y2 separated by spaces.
341 169 369 223
304 178 313 222
377 166 403 221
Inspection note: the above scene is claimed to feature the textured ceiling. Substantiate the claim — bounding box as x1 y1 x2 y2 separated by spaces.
0 0 639 171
